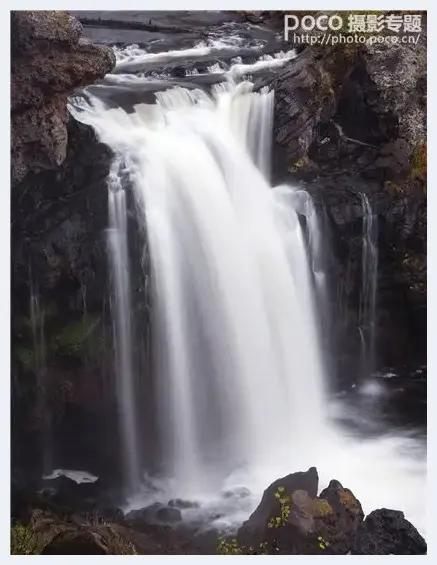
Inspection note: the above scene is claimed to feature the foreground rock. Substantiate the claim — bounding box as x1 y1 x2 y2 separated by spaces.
238 467 319 548
352 509 427 555
238 468 425 555
21 507 157 554
12 501 214 555
11 11 115 185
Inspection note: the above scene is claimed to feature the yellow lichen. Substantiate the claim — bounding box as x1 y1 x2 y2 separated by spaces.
385 180 405 196
313 498 333 517
411 143 427 183
339 489 356 506
289 157 308 173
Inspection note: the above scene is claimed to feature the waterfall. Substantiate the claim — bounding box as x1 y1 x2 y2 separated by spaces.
70 82 329 495
29 278 52 473
107 162 142 493
359 194 378 378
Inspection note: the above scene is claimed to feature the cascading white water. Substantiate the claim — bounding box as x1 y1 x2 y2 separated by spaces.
107 162 142 493
359 194 378 378
71 82 327 495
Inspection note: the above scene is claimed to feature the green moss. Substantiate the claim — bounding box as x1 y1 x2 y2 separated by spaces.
13 346 35 372
51 316 101 358
289 157 308 173
10 522 42 555
385 180 405 196
103 526 137 555
343 43 360 60
411 143 427 184
217 537 244 555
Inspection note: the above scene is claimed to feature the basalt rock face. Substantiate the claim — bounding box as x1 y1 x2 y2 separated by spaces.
11 12 121 484
11 11 115 185
271 36 427 380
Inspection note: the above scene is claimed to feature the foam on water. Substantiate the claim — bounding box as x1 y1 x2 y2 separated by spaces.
43 469 99 484
115 39 251 72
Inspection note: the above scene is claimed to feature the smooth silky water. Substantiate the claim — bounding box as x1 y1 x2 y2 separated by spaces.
69 54 426 536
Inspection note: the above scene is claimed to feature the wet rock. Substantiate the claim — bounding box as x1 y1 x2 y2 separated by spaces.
237 470 371 554
193 528 220 554
10 14 118 483
125 502 163 524
99 507 125 523
319 479 364 536
39 475 115 517
42 529 109 554
352 509 427 555
125 502 182 525
168 498 200 509
238 467 318 547
10 115 120 483
271 33 427 377
156 507 182 523
40 522 144 554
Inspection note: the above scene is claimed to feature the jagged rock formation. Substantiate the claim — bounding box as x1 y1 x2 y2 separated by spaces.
11 11 115 185
237 468 426 555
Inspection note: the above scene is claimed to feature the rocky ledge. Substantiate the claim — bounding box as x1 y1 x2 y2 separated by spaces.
11 11 115 185
11 467 426 555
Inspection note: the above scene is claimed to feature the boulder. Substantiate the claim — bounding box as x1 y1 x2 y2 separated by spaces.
238 470 369 554
238 467 319 548
352 509 427 555
319 479 364 536
41 530 109 554
40 523 144 554
125 502 163 524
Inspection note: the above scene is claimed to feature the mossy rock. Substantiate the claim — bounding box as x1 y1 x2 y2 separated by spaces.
312 498 334 517
51 315 101 359
11 522 42 555
12 345 36 372
411 143 427 184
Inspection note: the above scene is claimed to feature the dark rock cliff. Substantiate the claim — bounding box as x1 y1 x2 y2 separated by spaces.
270 36 427 380
11 11 120 483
